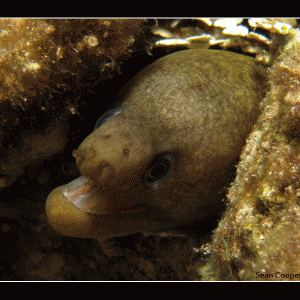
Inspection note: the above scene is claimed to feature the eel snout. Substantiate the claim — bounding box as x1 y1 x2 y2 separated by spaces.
45 119 155 238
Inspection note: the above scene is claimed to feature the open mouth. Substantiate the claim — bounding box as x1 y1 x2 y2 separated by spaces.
61 176 147 216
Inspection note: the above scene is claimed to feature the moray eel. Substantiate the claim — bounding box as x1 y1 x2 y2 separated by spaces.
46 49 268 239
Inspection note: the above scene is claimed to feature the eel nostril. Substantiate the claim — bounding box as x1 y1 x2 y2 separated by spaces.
72 149 87 159
72 149 86 170
72 148 95 160
72 149 80 158
72 147 95 172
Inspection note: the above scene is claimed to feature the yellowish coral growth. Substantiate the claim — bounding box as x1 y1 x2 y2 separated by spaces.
197 29 300 281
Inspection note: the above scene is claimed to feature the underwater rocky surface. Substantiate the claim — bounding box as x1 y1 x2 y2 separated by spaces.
197 28 300 281
1 19 300 281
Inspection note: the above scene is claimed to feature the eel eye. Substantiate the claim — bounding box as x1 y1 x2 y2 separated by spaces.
144 153 176 187
94 108 122 130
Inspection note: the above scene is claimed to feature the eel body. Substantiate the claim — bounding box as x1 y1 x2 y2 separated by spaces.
46 49 268 239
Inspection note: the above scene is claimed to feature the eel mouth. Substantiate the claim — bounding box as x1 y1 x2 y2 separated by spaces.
59 176 148 216
45 178 148 239
45 177 178 239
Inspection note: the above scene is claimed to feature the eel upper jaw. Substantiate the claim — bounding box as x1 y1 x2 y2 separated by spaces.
59 175 148 215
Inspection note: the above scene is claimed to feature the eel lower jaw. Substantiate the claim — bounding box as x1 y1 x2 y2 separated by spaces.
45 177 149 239
46 186 97 238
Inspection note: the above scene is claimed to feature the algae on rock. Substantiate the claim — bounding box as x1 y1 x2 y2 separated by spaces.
197 28 300 281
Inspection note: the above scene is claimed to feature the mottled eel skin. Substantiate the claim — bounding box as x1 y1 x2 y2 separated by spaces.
46 49 268 239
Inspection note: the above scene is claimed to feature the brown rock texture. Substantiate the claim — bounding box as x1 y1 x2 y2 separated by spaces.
198 29 300 281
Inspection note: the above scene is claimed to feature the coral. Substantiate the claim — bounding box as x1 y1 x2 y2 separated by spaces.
0 19 55 106
197 28 300 281
152 18 298 65
0 19 144 109
0 19 144 186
